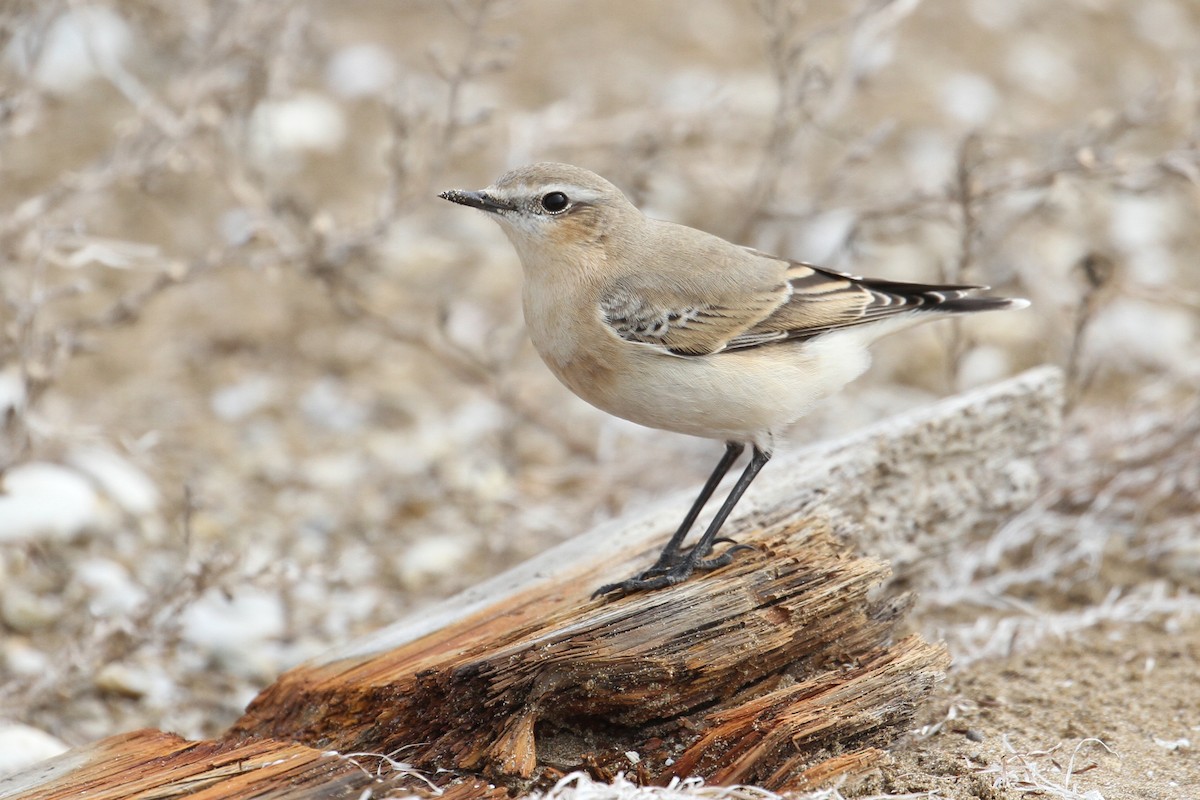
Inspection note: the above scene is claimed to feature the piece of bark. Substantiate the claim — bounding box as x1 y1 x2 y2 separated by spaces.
0 729 504 800
2 367 1064 799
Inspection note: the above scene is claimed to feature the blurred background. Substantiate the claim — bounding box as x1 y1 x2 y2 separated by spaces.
0 0 1197 775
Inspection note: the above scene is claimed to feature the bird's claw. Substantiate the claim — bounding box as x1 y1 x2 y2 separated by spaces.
635 535 741 578
695 543 756 571
592 542 757 599
591 571 685 599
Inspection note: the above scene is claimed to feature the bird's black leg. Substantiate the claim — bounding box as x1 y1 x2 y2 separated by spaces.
635 441 744 578
594 445 770 597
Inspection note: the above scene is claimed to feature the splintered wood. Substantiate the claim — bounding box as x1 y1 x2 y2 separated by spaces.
0 729 505 800
225 518 948 794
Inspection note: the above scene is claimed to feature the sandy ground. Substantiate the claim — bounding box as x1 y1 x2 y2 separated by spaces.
1 1 1199 797
881 619 1200 798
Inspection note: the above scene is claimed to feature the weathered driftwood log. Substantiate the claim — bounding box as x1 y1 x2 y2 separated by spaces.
1 367 1063 800
231 518 944 792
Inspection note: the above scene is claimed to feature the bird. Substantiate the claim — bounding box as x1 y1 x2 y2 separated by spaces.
439 162 1029 597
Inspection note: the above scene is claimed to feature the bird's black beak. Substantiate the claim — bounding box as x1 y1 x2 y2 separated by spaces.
438 189 514 213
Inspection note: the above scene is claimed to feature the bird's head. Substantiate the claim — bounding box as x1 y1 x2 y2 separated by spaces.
439 162 638 267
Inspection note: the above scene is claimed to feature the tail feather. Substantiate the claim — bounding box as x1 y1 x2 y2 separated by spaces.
934 295 1031 314
859 277 1029 317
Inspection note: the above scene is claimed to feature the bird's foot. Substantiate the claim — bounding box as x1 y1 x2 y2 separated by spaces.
630 557 679 581
694 543 757 571
591 569 688 598
592 542 757 599
622 536 741 580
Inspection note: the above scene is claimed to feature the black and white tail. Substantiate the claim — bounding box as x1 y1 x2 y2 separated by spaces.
858 276 1031 317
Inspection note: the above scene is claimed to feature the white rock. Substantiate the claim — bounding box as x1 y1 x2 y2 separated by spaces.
0 368 27 416
1109 193 1180 253
61 238 160 270
399 536 470 585
1 588 63 632
75 558 147 616
93 663 148 698
211 375 277 421
325 43 396 99
301 452 366 489
939 72 998 126
68 448 159 516
180 587 285 655
1005 36 1076 101
249 92 347 163
300 378 368 432
0 463 99 542
5 7 133 94
0 722 69 777
1153 736 1190 751
1 640 49 677
93 662 176 706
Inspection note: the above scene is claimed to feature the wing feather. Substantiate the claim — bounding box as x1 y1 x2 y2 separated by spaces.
600 278 787 356
599 251 1008 357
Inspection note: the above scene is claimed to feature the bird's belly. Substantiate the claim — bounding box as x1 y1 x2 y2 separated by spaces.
547 340 871 446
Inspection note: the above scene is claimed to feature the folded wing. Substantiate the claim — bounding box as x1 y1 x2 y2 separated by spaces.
599 255 1019 357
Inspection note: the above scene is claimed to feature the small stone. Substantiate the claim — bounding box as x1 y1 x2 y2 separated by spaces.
1 639 49 677
211 376 276 421
398 536 470 586
326 44 396 99
1 588 64 633
75 558 147 616
94 663 149 699
0 463 99 542
0 722 69 777
69 448 160 516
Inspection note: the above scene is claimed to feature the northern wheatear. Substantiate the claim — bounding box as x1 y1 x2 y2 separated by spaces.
440 163 1028 597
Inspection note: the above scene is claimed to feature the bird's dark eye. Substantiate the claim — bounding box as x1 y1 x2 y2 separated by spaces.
541 191 569 213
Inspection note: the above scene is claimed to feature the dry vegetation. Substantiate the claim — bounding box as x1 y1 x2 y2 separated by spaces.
0 0 1198 796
